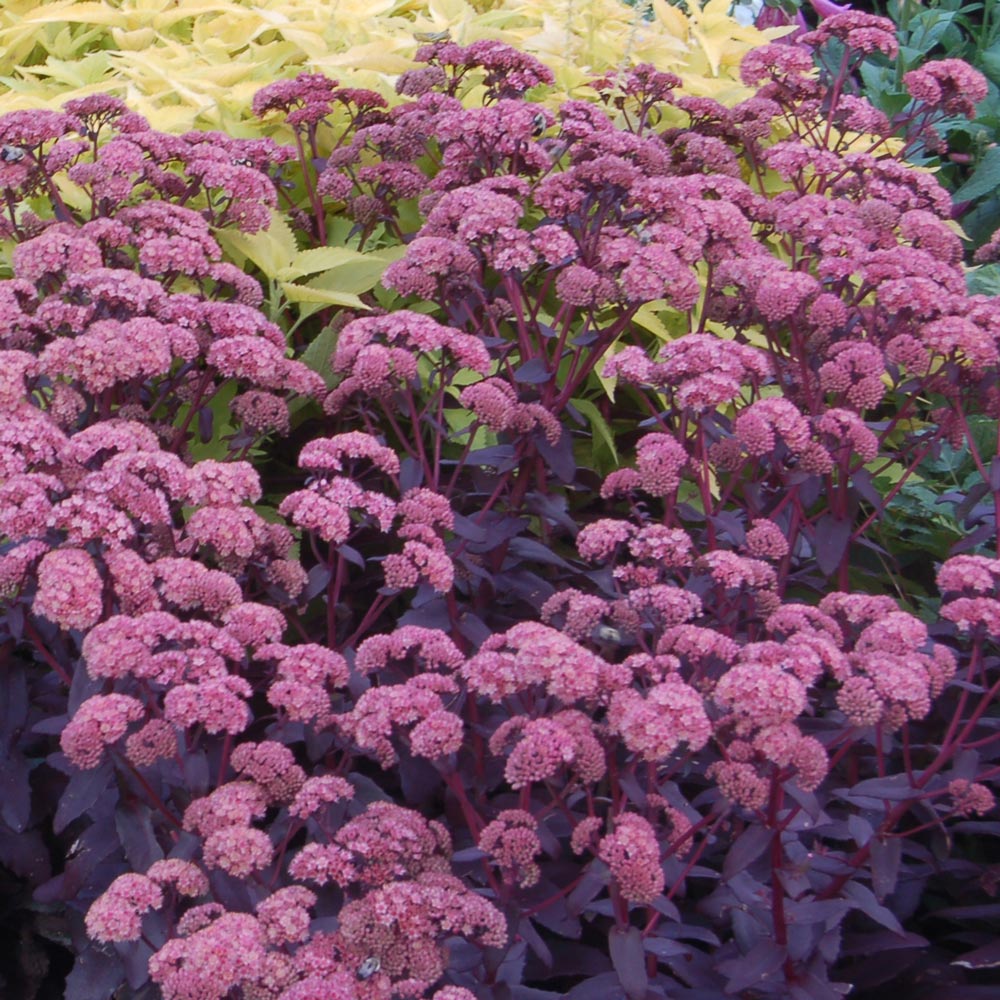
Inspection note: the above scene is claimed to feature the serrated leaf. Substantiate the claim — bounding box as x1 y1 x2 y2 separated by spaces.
216 208 298 278
297 244 406 295
276 245 380 281
279 281 367 310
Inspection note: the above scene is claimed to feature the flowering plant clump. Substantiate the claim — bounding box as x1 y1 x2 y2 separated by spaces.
3 20 1000 1000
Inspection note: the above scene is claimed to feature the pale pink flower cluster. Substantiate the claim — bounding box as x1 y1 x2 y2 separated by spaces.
325 311 491 413
947 779 995 817
608 674 711 762
339 674 463 766
61 693 145 769
125 718 178 767
383 492 456 594
461 621 627 703
259 642 349 727
540 588 612 640
604 336 770 412
85 872 164 942
335 872 506 987
354 626 464 677
904 58 988 118
938 555 1000 636
459 377 561 446
598 814 664 904
490 710 606 788
32 546 103 631
478 809 543 887
290 802 452 890
289 774 355 820
150 912 268 1000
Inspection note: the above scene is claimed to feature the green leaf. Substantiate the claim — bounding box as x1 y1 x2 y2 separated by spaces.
216 208 298 278
983 44 1000 86
279 281 367 310
952 145 1000 202
299 324 340 388
572 396 618 464
276 245 380 281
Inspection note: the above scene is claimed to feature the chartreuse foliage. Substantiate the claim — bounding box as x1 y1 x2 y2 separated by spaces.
0 0 783 131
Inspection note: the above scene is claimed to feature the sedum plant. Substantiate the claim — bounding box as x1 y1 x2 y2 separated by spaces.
1 16 1000 1000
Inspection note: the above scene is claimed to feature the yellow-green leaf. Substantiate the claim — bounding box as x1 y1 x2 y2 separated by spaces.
279 282 368 309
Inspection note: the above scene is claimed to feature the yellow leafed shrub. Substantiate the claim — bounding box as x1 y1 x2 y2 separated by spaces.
0 0 784 133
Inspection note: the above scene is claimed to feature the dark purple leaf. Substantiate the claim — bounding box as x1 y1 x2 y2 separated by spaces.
121 936 155 989
64 945 126 1000
789 972 850 1000
567 864 608 915
847 814 873 847
950 748 981 780
952 522 997 552
507 536 572 568
723 825 773 881
518 917 553 967
815 515 852 576
0 827 50 883
32 714 69 735
659 924 720 946
565 971 627 1000
786 898 851 927
467 444 518 470
0 751 30 831
953 939 1000 969
536 429 575 483
648 896 681 922
68 648 103 713
463 515 530 553
302 565 332 601
840 930 928 956
399 456 423 492
618 772 647 808
609 926 648 1000
54 759 114 834
497 940 527 986
338 544 366 569
452 514 490 543
717 940 787 994
452 846 486 863
0 659 28 736
182 750 210 798
849 468 882 509
708 511 745 544
530 894 582 939
116 799 164 872
842 881 904 934
198 405 213 443
5 603 24 641
494 569 556 604
456 612 492 647
512 989 566 1000
870 835 902 901
514 358 552 384
644 937 689 959
837 773 917 802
